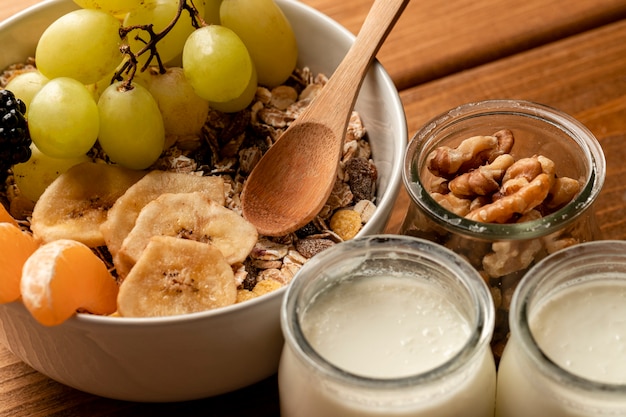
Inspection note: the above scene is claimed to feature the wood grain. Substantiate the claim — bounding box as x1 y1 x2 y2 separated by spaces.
301 0 626 90
394 19 626 239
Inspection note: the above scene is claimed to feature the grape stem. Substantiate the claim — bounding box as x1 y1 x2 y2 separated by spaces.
114 0 206 91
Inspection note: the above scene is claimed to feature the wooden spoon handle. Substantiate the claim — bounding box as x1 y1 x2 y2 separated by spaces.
304 0 410 133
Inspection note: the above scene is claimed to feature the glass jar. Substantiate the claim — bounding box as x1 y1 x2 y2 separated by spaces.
495 240 626 416
400 99 605 358
278 235 496 417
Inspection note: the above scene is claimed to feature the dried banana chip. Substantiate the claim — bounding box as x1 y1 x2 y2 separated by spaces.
117 236 237 317
30 162 146 247
117 192 258 275
100 170 225 273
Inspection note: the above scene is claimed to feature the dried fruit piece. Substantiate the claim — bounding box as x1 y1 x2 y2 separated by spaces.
30 162 146 247
0 223 39 303
295 238 335 259
20 239 119 326
117 236 237 317
100 170 225 274
118 192 257 275
345 157 377 201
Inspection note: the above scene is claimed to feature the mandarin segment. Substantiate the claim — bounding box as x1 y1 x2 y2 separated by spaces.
0 223 39 303
20 239 119 326
0 203 19 227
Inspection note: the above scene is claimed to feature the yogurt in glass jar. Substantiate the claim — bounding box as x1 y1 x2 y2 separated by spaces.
279 235 496 417
495 240 626 416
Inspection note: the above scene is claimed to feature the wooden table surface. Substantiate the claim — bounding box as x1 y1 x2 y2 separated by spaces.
2 0 626 415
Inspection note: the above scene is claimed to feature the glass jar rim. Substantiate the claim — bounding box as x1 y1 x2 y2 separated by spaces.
511 240 626 393
280 234 495 389
402 99 606 240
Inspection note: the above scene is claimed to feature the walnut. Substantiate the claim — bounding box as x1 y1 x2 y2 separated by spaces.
431 192 471 216
427 135 498 178
483 239 543 278
545 177 581 210
467 173 553 223
501 156 543 184
449 154 514 197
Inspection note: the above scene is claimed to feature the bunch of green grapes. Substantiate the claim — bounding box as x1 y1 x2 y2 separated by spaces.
9 0 298 197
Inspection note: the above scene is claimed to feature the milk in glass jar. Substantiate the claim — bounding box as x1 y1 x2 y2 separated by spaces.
495 241 626 416
279 235 496 417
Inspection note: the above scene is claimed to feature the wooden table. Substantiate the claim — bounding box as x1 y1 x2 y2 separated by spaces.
2 0 626 415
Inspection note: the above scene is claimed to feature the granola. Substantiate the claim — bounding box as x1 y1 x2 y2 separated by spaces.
1 64 379 304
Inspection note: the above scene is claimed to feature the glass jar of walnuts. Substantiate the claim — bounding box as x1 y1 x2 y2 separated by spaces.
400 100 606 359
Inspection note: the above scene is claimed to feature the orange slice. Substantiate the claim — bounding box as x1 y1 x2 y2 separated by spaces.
0 203 18 227
21 239 119 326
0 223 39 303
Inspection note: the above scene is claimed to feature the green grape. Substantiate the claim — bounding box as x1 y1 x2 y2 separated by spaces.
189 0 207 18
12 143 90 202
28 77 99 159
147 67 210 146
124 0 204 68
204 0 222 24
209 63 257 113
86 71 116 102
85 58 152 101
97 81 165 170
35 9 123 85
73 0 145 15
182 25 253 103
5 71 49 111
220 0 297 87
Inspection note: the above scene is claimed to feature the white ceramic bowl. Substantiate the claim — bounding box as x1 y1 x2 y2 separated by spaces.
0 0 406 402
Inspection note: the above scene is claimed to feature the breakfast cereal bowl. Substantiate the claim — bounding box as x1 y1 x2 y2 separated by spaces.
0 0 406 402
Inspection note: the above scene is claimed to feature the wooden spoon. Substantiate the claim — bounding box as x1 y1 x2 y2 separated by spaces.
241 0 409 236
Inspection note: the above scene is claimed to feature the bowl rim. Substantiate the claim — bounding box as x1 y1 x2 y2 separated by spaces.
1 0 407 328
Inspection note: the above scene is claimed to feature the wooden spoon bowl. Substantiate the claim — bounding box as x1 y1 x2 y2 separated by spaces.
241 0 409 236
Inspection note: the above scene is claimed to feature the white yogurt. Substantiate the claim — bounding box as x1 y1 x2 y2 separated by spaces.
300 276 471 378
496 277 626 417
532 279 626 384
279 274 496 417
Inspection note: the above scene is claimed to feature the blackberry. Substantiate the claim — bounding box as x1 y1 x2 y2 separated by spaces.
0 89 32 179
